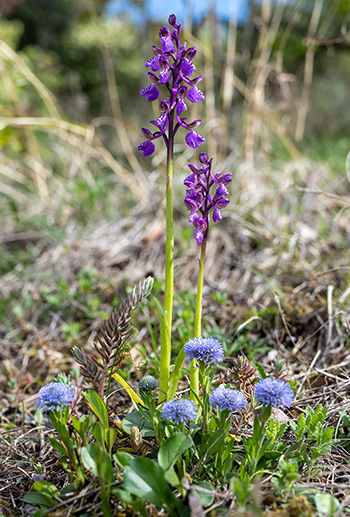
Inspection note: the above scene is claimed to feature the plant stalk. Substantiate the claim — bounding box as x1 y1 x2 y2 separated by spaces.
190 235 207 400
159 114 175 402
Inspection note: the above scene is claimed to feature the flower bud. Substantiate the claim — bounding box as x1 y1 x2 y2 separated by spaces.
199 152 209 164
130 426 143 452
168 14 177 26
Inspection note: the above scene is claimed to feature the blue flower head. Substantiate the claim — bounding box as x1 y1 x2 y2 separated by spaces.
37 382 74 412
160 398 197 425
184 337 224 365
139 375 158 391
210 385 247 412
254 378 294 409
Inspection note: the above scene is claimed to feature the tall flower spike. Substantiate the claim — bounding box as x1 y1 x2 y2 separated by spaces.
138 14 205 156
184 154 232 243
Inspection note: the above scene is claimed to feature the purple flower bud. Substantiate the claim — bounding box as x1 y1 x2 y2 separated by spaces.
140 84 159 102
181 59 196 77
141 127 154 140
199 152 209 164
168 14 177 26
185 130 205 148
188 86 205 103
148 72 159 84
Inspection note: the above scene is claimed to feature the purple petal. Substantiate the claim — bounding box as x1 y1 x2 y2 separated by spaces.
181 59 196 77
212 207 222 222
145 56 160 72
188 86 205 103
185 130 205 149
177 98 187 116
159 69 171 84
140 85 159 102
194 229 203 244
160 36 174 53
137 141 155 157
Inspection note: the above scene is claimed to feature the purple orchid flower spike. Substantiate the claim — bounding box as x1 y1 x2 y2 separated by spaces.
184 153 232 242
137 14 205 156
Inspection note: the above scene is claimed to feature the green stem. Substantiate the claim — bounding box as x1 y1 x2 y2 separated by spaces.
190 236 207 400
159 116 174 403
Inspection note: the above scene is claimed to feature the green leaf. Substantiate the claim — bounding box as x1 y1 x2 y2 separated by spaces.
164 466 180 487
123 457 181 513
193 480 215 508
22 492 54 507
113 452 133 468
82 390 109 429
50 438 67 456
167 344 186 401
93 422 106 449
81 444 114 484
122 411 155 437
32 481 59 497
158 432 192 471
314 492 340 515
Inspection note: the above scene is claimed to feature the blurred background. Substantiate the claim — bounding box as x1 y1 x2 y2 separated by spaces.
1 0 350 356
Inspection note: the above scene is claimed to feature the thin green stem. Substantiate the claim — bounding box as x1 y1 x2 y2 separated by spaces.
190 236 207 400
159 114 174 403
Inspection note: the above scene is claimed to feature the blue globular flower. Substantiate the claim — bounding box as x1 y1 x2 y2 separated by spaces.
160 398 197 424
139 375 158 391
184 337 224 364
37 382 74 412
138 14 205 156
210 385 247 412
184 153 232 243
254 378 294 409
